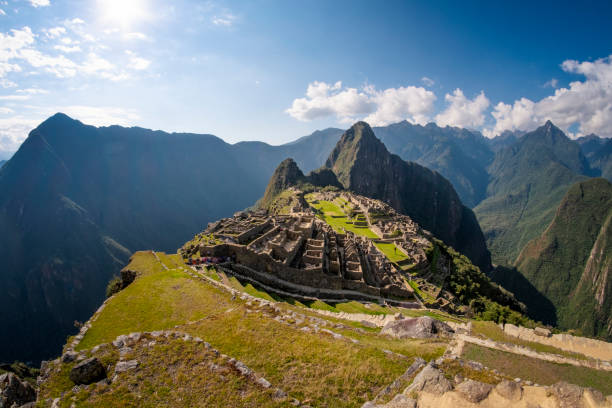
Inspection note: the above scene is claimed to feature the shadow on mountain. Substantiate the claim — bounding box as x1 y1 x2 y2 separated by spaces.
489 265 557 326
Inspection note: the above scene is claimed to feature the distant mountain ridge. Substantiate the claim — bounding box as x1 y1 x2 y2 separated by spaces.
474 121 591 265
0 113 341 364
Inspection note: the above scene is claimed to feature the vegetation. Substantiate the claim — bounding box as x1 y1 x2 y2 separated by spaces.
60 251 447 407
462 344 612 395
305 195 379 238
470 321 591 361
105 275 123 298
515 178 612 339
475 121 589 265
373 242 409 263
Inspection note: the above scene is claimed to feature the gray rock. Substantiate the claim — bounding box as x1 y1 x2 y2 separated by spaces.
255 377 272 388
114 360 139 374
404 363 453 395
69 357 107 385
550 382 583 408
376 358 425 400
0 373 36 408
386 394 417 407
455 379 493 403
61 351 78 363
494 380 522 401
381 317 454 339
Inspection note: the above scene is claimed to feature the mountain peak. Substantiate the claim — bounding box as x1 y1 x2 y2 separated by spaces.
324 121 388 188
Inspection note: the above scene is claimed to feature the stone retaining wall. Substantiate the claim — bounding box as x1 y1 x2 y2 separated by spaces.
503 324 612 361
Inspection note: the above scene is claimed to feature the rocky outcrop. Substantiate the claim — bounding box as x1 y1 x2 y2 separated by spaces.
381 317 454 339
69 357 106 385
0 372 36 408
322 121 491 272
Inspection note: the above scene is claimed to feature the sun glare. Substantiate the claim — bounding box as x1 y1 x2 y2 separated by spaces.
98 0 149 28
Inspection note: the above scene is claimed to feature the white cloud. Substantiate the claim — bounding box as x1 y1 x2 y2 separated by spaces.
124 32 148 40
54 44 81 53
29 0 50 7
0 94 30 100
487 55 612 138
421 76 435 87
212 13 237 26
543 78 558 88
0 27 36 62
0 8 5 16
16 87 48 94
0 107 13 114
128 56 150 70
0 115 39 154
286 81 436 126
45 26 66 38
18 48 77 77
435 89 490 128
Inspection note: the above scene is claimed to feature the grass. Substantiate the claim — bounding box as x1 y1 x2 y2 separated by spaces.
407 280 436 304
373 242 409 263
60 251 446 407
40 336 284 408
470 321 592 361
305 196 379 239
462 343 612 395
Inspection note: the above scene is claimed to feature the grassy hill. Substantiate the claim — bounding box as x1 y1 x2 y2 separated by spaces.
35 251 612 407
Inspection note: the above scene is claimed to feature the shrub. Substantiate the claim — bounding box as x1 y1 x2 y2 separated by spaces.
106 275 123 298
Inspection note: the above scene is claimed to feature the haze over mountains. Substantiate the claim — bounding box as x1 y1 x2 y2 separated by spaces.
1 112 611 364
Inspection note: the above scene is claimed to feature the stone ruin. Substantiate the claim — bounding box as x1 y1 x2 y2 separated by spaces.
182 210 416 303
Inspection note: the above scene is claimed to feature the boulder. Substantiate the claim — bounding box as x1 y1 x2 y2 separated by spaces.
534 327 551 337
550 382 583 408
455 379 493 403
494 380 522 401
404 364 453 395
381 317 454 339
69 358 107 385
0 372 36 408
114 360 139 374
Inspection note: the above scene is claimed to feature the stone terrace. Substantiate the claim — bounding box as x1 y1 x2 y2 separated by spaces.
183 210 416 303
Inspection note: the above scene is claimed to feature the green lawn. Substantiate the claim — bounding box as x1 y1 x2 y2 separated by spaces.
305 195 379 239
373 242 409 263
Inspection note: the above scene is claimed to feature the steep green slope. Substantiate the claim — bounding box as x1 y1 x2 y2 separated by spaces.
515 178 612 338
474 121 589 265
323 121 491 273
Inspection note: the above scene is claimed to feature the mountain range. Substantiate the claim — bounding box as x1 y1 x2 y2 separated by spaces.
1 113 611 363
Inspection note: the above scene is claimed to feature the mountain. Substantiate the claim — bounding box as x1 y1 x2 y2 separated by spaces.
373 121 493 207
579 136 612 181
486 130 526 152
322 121 491 272
0 160 5 169
0 114 342 364
474 121 590 265
514 178 612 339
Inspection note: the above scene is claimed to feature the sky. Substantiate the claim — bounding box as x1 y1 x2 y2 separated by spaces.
0 0 611 158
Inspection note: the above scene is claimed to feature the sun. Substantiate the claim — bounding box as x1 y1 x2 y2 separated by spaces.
98 0 149 29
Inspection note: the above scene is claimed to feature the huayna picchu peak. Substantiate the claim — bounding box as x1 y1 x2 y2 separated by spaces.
321 121 492 273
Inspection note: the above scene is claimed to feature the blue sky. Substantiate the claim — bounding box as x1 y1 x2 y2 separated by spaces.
1 0 611 158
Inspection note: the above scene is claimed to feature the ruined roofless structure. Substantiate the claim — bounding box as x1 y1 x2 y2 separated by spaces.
183 205 417 304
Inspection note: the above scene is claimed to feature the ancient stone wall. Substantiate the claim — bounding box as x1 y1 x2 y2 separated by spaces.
503 324 612 361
